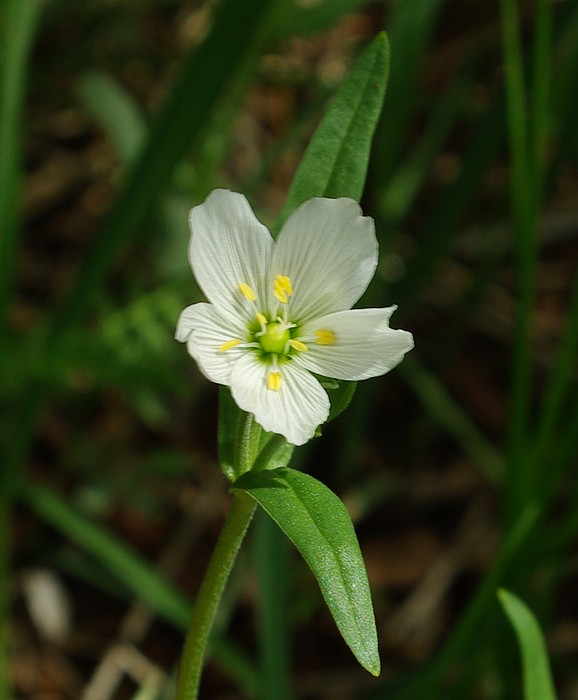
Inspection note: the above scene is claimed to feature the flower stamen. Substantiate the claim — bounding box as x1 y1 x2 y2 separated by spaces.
289 339 308 352
315 329 336 346
239 283 256 302
219 338 241 352
267 371 283 391
273 274 293 304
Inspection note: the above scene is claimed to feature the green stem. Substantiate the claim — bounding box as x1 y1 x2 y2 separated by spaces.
176 491 257 700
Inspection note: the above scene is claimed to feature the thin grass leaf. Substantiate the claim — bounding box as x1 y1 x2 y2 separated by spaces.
54 0 274 335
374 0 446 179
77 71 146 166
394 97 503 307
366 506 540 699
0 0 42 336
19 481 258 695
532 273 578 485
498 589 557 700
500 0 542 519
269 0 369 38
399 356 504 482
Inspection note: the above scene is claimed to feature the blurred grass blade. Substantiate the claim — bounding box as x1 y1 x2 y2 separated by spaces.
501 0 536 490
379 76 467 228
530 0 551 197
269 0 368 38
374 0 445 179
500 0 546 518
368 505 539 698
0 0 42 337
498 589 557 700
532 273 578 484
394 98 503 307
18 481 258 694
0 5 42 694
400 356 504 481
77 72 146 166
20 481 192 627
55 0 274 334
277 32 390 228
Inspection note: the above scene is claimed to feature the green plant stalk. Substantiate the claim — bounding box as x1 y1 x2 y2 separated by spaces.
0 0 42 338
176 491 257 700
500 0 540 522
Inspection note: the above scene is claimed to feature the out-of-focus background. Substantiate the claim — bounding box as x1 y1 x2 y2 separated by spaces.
2 0 578 698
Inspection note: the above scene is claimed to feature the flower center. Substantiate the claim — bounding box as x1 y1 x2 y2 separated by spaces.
226 275 309 392
259 322 290 355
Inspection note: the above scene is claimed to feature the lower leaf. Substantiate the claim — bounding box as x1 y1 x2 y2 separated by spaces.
233 466 380 675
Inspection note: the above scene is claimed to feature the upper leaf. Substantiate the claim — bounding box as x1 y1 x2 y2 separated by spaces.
276 33 390 230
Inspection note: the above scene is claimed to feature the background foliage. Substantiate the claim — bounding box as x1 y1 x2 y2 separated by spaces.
2 0 578 698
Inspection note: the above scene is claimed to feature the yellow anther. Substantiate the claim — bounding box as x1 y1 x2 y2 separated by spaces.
219 338 241 352
273 274 293 304
315 329 336 346
267 371 283 391
256 312 267 327
239 283 256 302
289 339 308 352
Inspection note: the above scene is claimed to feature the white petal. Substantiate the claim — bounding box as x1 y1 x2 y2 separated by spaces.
176 302 246 385
295 307 414 380
229 354 330 446
189 190 274 321
270 198 378 321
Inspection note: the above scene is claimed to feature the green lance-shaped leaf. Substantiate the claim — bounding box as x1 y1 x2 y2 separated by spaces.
234 467 380 676
277 32 390 227
498 589 557 700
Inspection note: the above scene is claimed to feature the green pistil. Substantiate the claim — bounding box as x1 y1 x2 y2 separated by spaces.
259 322 290 355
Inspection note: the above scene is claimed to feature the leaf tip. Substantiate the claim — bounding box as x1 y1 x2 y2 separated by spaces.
360 651 381 677
368 661 381 677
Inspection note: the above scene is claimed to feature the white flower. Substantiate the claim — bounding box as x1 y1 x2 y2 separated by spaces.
176 189 414 446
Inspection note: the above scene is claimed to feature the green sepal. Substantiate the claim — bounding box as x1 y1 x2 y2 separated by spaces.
327 380 358 422
233 467 381 676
